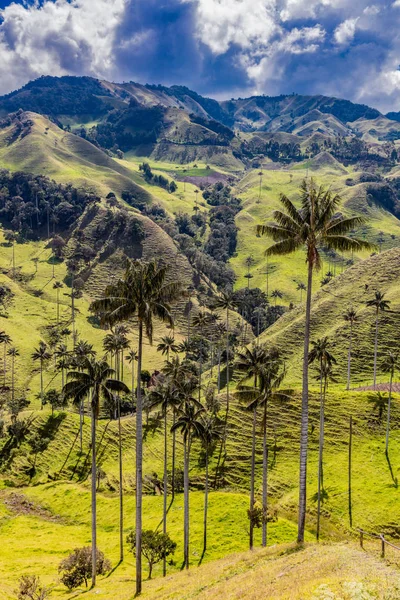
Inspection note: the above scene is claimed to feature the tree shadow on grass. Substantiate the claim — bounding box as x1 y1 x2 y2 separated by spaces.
385 451 398 488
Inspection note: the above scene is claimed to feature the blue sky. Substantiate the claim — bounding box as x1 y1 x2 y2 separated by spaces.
0 0 399 112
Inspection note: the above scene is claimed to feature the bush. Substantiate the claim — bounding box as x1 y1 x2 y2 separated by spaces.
15 574 51 599
58 547 111 589
126 529 176 579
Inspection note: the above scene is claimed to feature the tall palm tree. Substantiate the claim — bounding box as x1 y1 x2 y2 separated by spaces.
192 311 212 402
257 178 371 542
63 357 128 586
297 282 306 303
271 289 283 306
381 352 399 455
308 337 336 541
32 341 51 410
54 343 69 389
148 380 180 576
7 347 19 402
199 413 223 559
343 308 358 391
89 259 184 595
53 281 63 324
246 350 288 548
366 291 391 389
0 331 12 388
235 344 268 549
172 395 205 570
157 336 179 362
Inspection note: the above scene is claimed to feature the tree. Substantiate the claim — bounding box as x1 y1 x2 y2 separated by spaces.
7 346 18 401
366 291 391 389
15 575 51 600
308 337 336 541
147 380 180 576
199 413 223 558
58 547 111 590
192 311 212 402
126 530 176 580
63 358 128 586
4 230 17 276
381 352 400 454
343 308 358 391
157 336 178 362
297 282 306 303
53 281 63 324
245 349 289 547
126 349 138 413
257 178 371 542
43 388 66 415
0 331 12 388
171 394 204 569
235 344 268 549
32 342 51 410
271 289 283 307
89 259 184 595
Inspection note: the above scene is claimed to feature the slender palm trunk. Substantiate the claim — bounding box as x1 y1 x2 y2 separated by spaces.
346 321 353 391
163 409 168 576
298 261 313 543
184 437 190 569
3 344 6 388
262 401 268 547
316 360 324 541
136 321 143 595
225 308 230 415
71 275 75 348
11 355 15 402
118 392 124 562
12 241 15 275
79 401 83 452
40 360 44 410
385 369 393 455
203 448 209 557
91 393 98 586
373 309 379 389
217 351 221 393
56 288 60 324
250 406 256 550
171 409 176 500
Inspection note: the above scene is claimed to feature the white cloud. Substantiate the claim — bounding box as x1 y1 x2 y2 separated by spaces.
188 0 278 55
334 17 359 46
0 0 126 94
280 0 343 22
363 5 380 15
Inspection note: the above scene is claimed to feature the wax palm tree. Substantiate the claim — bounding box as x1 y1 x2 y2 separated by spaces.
7 347 19 401
257 178 371 542
53 281 63 324
172 396 205 570
246 350 289 548
157 336 179 362
32 341 51 410
63 357 128 586
199 413 223 559
73 340 96 450
192 311 212 401
366 291 391 389
271 289 283 306
343 308 358 391
297 282 306 303
235 344 268 549
215 323 226 393
89 259 184 595
308 337 336 541
54 343 69 389
381 352 400 455
148 380 181 576
213 291 236 416
0 331 12 388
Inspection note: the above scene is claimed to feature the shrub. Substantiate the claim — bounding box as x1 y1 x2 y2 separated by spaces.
15 574 51 599
58 547 111 589
126 529 176 579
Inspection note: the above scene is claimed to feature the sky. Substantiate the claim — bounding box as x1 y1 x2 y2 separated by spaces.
0 0 399 112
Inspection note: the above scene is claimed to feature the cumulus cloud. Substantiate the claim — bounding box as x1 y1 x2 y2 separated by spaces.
334 17 359 45
0 0 126 93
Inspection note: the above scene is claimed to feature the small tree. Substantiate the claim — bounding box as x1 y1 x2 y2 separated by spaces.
126 529 176 580
15 575 51 600
59 547 111 590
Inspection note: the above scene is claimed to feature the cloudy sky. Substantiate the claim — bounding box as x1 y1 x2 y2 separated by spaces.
0 0 399 112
